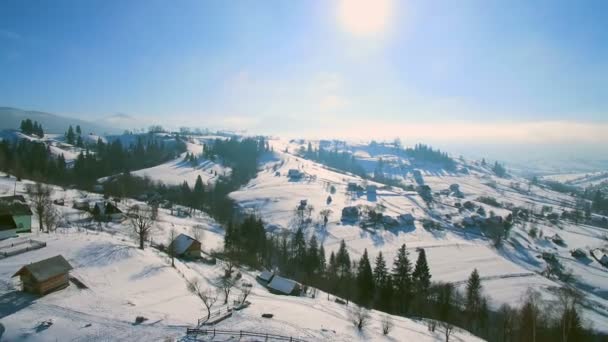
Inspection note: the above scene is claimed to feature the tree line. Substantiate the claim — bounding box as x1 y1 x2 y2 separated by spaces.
0 121 186 189
20 119 44 137
223 217 602 341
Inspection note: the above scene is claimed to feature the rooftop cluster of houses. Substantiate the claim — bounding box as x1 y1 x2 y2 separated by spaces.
0 195 32 240
256 271 301 296
340 205 416 227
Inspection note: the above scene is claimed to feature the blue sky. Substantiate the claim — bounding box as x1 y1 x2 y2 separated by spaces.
1 0 607 144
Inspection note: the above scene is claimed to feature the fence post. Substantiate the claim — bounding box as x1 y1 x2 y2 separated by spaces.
240 330 243 337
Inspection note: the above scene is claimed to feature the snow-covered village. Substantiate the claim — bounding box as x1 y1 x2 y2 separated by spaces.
1 1 608 341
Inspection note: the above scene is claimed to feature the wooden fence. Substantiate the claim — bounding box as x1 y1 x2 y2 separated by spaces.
185 328 308 342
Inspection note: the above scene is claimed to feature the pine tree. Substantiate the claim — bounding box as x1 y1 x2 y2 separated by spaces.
412 248 431 299
336 240 351 279
76 125 82 135
306 235 319 278
66 125 75 145
465 268 483 330
373 252 388 286
392 244 412 313
318 244 326 277
356 249 374 306
292 227 306 266
76 135 83 147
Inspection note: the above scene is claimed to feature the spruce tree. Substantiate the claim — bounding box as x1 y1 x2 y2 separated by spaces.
392 244 412 313
373 252 388 286
465 268 483 330
356 249 374 306
306 235 319 278
292 227 306 265
66 125 75 145
412 248 431 298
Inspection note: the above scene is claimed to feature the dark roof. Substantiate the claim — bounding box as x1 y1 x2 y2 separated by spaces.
12 255 73 281
0 214 17 231
0 201 32 216
105 202 122 214
0 195 26 203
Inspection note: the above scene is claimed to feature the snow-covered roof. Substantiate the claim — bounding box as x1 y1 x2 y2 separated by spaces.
12 255 73 281
258 270 273 282
267 275 298 295
171 233 199 255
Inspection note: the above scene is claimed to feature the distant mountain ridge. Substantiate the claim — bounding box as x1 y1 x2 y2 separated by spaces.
0 107 122 135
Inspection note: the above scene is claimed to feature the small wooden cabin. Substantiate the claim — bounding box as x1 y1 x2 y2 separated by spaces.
170 233 201 259
12 255 73 295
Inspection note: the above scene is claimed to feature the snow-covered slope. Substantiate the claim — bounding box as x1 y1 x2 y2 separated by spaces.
0 175 482 342
128 141 231 186
229 139 608 332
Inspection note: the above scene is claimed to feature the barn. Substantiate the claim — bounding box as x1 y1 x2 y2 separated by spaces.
12 255 73 295
170 233 201 259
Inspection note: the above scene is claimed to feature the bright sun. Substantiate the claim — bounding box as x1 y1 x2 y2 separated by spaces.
337 0 393 37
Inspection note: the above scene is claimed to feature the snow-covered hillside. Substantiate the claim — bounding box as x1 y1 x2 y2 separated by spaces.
128 141 231 187
229 139 608 332
0 175 481 342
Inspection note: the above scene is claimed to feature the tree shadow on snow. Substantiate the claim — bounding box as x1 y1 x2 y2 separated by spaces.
0 291 36 319
75 242 137 267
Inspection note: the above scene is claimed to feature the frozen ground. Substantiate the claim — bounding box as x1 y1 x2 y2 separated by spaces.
229 139 608 332
0 175 481 342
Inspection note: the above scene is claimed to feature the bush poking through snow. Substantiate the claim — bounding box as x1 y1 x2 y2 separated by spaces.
381 315 393 335
349 306 370 331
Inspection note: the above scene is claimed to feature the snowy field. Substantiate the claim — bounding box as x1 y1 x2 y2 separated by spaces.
229 139 608 332
0 175 481 342
120 141 231 187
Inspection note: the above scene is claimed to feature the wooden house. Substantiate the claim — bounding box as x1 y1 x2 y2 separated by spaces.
170 233 201 259
0 195 32 233
12 255 73 295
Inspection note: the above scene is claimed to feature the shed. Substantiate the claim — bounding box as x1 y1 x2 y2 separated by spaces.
12 255 73 295
267 275 301 296
169 233 201 258
0 214 18 240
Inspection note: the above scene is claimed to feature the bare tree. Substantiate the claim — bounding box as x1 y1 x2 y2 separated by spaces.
238 284 252 305
192 224 205 246
441 321 454 342
381 315 393 335
188 279 218 322
319 209 333 228
128 204 155 250
349 306 370 331
42 203 61 233
216 276 236 305
26 183 53 232
167 228 178 267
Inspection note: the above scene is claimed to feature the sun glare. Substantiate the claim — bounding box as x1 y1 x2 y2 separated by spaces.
337 0 393 37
